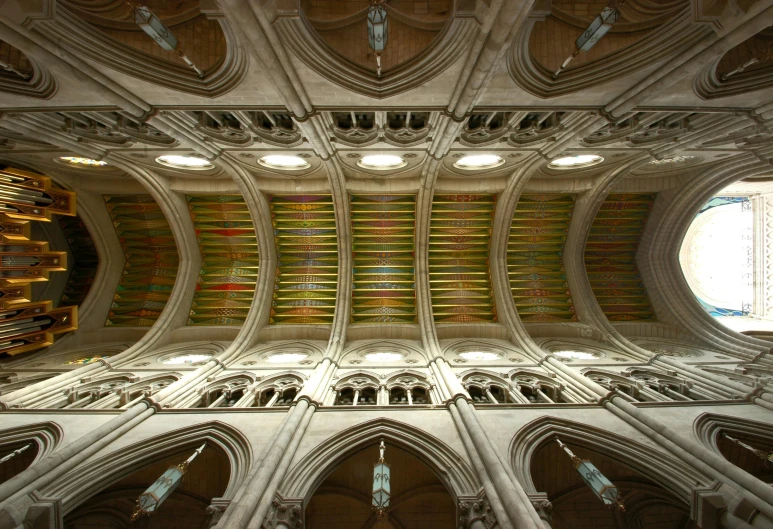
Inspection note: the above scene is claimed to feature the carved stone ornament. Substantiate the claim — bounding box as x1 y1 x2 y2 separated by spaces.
263 498 303 529
459 495 497 529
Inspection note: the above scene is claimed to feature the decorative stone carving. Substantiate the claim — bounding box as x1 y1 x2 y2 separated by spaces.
263 497 303 529
459 495 497 529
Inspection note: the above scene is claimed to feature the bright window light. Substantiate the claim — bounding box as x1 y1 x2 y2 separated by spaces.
258 155 310 170
459 351 500 361
453 154 505 170
553 350 598 360
161 354 213 365
548 154 603 169
357 154 407 170
364 352 403 362
267 352 309 363
58 156 107 166
155 155 213 170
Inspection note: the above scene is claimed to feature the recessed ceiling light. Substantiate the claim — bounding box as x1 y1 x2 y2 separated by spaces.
155 154 213 170
548 154 604 169
364 352 403 362
458 351 500 361
266 352 309 363
258 155 311 170
553 350 599 360
453 154 505 170
160 353 213 365
357 154 407 170
58 156 107 166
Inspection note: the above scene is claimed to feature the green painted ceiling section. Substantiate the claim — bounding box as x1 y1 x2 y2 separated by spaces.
585 193 657 322
270 195 337 325
508 194 576 322
105 195 179 326
351 195 416 323
187 195 259 326
429 194 497 324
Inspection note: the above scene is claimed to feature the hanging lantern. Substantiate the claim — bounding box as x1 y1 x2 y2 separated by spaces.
367 0 388 77
556 438 625 510
372 439 391 516
723 433 773 464
131 443 206 521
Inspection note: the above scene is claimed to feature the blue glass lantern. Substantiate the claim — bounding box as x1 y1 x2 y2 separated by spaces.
556 438 625 510
367 1 388 77
372 439 391 516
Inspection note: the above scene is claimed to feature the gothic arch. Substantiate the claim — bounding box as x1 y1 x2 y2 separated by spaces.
0 422 63 464
509 1 709 98
694 413 773 455
28 1 247 98
41 421 252 513
510 416 710 502
281 417 480 501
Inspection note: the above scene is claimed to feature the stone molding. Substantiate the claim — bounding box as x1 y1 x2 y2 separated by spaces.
693 412 773 455
0 55 56 100
0 422 63 463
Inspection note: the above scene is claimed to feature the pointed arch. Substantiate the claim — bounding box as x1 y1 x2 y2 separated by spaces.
40 421 252 513
281 417 480 502
0 422 63 464
510 416 710 503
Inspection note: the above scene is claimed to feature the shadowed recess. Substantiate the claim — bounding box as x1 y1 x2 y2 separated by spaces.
717 431 773 483
104 195 179 326
187 195 259 326
585 193 656 321
58 215 99 308
429 194 496 323
0 441 38 486
509 194 576 322
351 195 416 324
270 195 338 325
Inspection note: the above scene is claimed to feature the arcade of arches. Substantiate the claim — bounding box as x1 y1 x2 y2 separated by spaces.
0 0 772 528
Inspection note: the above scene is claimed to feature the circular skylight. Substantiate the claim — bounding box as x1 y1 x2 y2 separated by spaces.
58 156 107 166
548 154 604 169
458 351 500 361
357 154 407 170
160 353 213 365
553 350 599 360
266 352 309 363
258 155 311 170
453 154 505 170
155 155 213 170
364 352 403 362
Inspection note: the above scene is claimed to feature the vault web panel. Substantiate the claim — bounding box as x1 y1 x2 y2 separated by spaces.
104 195 179 326
58 215 99 308
585 193 656 322
187 195 259 326
429 194 497 323
351 195 416 323
508 194 576 322
270 195 337 325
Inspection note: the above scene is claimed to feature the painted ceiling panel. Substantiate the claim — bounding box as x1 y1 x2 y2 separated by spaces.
585 193 656 321
187 195 259 326
270 195 337 325
429 194 497 323
351 195 416 324
104 195 179 326
58 215 99 308
508 194 576 322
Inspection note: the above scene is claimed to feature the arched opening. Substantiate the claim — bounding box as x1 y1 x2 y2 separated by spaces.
717 430 773 484
0 440 38 485
62 444 229 528
305 443 456 529
531 439 694 529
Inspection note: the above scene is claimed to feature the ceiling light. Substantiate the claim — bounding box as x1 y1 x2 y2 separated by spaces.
58 156 107 166
155 154 213 170
161 353 213 364
548 154 603 169
357 154 407 170
364 352 403 362
266 352 309 363
459 351 500 361
553 350 598 360
258 155 310 170
453 154 505 170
